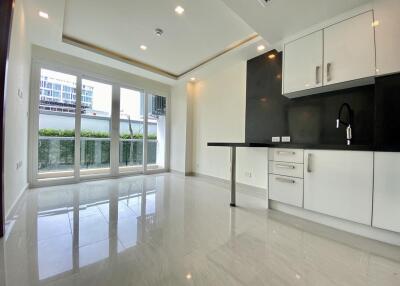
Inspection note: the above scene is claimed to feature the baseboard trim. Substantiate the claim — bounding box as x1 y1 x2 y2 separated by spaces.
5 183 29 221
170 169 193 176
270 200 400 246
191 172 267 199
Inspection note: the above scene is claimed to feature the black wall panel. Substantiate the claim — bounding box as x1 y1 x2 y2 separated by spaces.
375 74 400 151
245 51 376 148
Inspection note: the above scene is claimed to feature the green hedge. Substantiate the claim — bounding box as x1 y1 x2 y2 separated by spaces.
39 128 157 140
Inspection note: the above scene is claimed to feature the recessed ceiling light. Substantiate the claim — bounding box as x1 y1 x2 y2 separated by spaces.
175 6 185 15
372 20 380 27
268 53 276 59
186 273 192 280
140 45 147 51
39 11 49 19
257 45 265 52
190 77 196 82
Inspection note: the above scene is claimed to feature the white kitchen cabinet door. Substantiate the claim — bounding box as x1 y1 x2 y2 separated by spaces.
374 0 400 76
373 152 400 232
304 150 373 225
283 31 323 94
323 11 375 86
269 175 304 208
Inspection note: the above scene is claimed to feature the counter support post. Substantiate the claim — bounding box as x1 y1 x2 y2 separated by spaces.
230 146 236 207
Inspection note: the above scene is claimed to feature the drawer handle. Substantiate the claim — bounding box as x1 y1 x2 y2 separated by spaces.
276 164 295 169
277 151 295 155
275 177 296 184
315 65 321 85
327 62 332 82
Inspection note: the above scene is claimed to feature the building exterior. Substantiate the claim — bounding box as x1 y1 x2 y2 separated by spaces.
40 72 94 114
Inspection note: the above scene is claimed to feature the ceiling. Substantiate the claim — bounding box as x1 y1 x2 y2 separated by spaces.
23 0 373 84
221 0 372 44
62 0 255 77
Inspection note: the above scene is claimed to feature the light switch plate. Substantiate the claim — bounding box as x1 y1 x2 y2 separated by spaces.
282 136 291 143
272 137 280 142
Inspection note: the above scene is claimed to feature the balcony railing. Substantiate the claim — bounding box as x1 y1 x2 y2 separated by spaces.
38 136 157 172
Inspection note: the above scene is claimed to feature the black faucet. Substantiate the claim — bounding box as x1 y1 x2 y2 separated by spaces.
336 103 353 146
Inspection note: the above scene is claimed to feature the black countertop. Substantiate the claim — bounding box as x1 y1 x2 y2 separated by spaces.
207 142 375 151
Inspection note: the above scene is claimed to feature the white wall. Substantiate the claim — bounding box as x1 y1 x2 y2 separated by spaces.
170 82 190 173
4 0 31 216
189 59 268 189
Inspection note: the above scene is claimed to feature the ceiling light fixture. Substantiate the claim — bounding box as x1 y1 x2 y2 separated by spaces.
257 45 266 52
38 11 49 19
372 20 380 27
140 45 147 51
186 273 192 280
155 28 164 37
175 6 185 15
268 53 276 59
190 77 196 82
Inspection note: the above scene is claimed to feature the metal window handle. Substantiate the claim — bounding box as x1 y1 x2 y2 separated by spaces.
307 153 312 173
315 66 321 85
277 151 295 155
276 164 295 169
276 177 296 184
327 62 332 82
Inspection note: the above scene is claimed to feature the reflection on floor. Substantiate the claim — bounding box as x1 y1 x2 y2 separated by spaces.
1 173 400 286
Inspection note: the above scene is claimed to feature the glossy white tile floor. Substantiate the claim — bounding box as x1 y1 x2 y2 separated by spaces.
1 173 400 286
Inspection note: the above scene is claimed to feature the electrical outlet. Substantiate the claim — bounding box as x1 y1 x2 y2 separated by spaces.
18 88 23 99
272 137 280 143
244 171 252 178
282 136 291 143
16 160 23 170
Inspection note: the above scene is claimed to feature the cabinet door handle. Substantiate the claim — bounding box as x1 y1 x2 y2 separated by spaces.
277 151 295 155
307 153 312 173
276 177 296 184
276 164 295 169
326 62 332 82
315 66 321 85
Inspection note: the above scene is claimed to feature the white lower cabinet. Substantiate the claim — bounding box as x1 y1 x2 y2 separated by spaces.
303 150 374 225
269 174 303 207
372 152 400 232
268 148 304 207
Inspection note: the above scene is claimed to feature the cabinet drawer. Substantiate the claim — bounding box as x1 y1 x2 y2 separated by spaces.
268 148 303 163
269 161 304 178
269 174 304 207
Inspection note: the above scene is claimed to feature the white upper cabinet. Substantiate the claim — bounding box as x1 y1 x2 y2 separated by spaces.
324 11 376 86
373 152 400 233
283 31 323 94
283 11 376 97
374 0 400 76
304 150 374 225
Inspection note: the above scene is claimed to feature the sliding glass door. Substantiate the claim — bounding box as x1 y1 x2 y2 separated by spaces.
38 68 77 179
146 94 167 170
119 88 144 173
80 79 112 175
31 63 168 184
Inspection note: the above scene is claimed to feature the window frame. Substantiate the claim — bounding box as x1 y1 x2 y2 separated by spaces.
29 60 170 187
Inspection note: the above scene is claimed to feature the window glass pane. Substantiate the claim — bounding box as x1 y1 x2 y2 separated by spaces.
38 69 76 175
147 94 166 170
80 79 112 172
119 88 144 171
